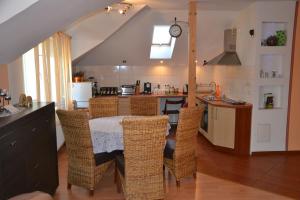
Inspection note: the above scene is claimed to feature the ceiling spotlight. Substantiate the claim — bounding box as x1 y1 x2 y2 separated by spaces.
105 2 133 15
105 6 113 13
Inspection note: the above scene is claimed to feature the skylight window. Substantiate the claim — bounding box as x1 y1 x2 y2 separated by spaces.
152 26 171 45
150 25 176 59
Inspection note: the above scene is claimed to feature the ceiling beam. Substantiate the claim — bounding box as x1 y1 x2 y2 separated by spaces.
188 1 197 107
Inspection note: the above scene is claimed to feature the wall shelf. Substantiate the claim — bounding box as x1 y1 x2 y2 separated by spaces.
261 22 288 47
259 54 283 79
259 85 283 109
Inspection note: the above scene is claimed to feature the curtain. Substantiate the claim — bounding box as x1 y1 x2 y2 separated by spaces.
24 32 73 110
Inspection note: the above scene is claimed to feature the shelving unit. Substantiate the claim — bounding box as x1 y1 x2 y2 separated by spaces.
258 20 288 112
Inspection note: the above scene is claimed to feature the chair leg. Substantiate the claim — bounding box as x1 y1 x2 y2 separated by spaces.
114 162 117 183
89 190 94 196
67 183 72 190
193 172 197 179
176 180 180 188
116 172 121 193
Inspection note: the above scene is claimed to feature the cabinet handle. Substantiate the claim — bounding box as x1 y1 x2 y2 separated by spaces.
10 141 17 148
45 119 49 123
32 128 37 132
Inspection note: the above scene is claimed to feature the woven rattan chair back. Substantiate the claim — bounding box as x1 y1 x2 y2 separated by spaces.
121 115 168 199
57 110 113 195
174 107 204 178
130 96 158 116
89 96 118 118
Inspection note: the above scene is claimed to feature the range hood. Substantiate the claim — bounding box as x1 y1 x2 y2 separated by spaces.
204 29 241 66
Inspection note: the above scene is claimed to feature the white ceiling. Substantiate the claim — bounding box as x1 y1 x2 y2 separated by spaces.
0 0 120 64
126 0 295 10
0 0 39 24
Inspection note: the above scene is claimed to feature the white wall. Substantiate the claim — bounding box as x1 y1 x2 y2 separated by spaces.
75 9 238 66
75 8 239 91
7 57 25 104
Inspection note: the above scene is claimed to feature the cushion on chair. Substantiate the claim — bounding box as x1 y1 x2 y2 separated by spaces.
8 191 53 200
94 150 123 166
116 154 125 176
164 139 176 159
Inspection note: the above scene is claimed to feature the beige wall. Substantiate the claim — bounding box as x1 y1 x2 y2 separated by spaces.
288 3 300 151
0 64 9 89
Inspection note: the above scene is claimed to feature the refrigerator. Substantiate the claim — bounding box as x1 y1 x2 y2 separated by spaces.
72 82 92 108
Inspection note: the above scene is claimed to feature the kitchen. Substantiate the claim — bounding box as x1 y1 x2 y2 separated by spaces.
69 0 295 154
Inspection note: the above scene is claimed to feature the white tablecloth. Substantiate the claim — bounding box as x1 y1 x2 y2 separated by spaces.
89 116 170 154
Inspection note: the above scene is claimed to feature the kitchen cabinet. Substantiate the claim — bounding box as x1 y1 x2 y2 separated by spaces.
118 97 131 115
0 103 58 199
197 96 252 155
211 106 235 149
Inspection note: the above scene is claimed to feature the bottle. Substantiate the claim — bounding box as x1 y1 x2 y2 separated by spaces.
215 84 221 98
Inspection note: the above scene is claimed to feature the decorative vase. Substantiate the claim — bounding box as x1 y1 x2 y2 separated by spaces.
266 35 278 46
276 30 287 46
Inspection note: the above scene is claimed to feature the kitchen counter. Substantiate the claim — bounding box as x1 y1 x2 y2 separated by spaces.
196 95 252 109
118 93 187 98
96 93 188 98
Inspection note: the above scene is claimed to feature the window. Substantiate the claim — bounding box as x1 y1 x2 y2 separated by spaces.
23 41 58 103
150 25 176 59
23 49 37 100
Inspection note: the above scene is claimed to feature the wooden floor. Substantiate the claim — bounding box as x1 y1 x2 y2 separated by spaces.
53 135 300 200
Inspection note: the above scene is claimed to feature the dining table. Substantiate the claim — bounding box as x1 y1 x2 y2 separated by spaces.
89 115 171 154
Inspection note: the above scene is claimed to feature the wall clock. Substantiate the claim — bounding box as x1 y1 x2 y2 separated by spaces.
169 18 182 38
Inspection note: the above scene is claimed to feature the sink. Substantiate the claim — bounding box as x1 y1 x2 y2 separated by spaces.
203 95 216 101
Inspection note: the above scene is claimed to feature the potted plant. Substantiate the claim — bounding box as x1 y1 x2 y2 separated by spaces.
73 71 84 82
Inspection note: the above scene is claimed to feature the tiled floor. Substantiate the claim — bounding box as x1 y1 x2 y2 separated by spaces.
53 135 300 200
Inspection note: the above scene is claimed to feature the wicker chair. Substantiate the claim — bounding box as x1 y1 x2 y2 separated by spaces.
115 116 169 200
163 107 204 187
56 110 113 196
130 96 158 116
89 96 118 118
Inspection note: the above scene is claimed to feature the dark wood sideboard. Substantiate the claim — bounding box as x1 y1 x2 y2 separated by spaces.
0 103 58 199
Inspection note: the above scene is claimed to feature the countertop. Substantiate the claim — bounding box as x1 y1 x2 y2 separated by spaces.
97 93 188 98
196 95 252 109
0 102 53 133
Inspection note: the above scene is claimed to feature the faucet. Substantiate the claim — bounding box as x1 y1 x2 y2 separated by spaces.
209 81 217 95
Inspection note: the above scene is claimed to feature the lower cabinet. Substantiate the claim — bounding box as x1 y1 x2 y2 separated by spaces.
0 103 58 199
211 105 236 149
198 100 252 155
118 97 131 115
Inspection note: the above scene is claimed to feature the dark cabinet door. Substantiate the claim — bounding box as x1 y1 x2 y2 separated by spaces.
25 112 58 194
0 130 27 199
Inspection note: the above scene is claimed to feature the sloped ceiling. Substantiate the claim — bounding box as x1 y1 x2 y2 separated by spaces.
75 8 238 66
126 0 295 10
0 0 120 64
0 0 39 25
66 4 147 61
